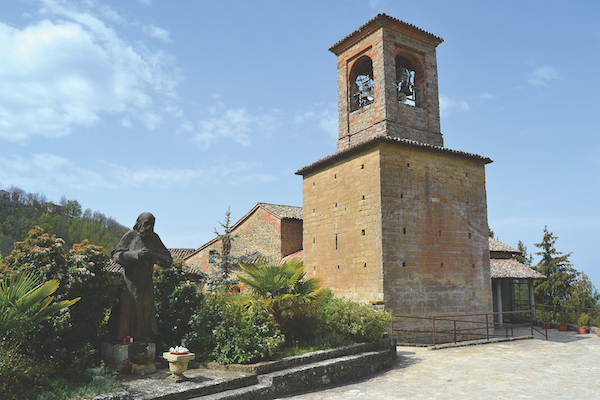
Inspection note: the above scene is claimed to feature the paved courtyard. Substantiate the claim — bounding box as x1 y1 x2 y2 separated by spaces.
279 329 600 399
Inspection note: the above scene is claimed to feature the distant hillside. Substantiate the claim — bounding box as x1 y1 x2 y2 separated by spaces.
0 186 128 258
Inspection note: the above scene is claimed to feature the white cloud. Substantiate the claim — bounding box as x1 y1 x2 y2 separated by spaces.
439 94 470 117
143 24 172 43
0 0 180 142
190 104 282 150
138 0 152 6
294 103 338 140
0 153 115 191
0 152 277 192
471 92 494 100
528 65 560 86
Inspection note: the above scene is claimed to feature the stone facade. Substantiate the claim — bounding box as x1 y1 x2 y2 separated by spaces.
330 15 444 151
185 203 303 274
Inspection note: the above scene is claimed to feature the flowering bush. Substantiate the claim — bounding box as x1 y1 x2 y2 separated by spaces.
1 228 118 381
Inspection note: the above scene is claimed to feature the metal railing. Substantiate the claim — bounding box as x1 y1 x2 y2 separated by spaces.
390 310 548 346
535 304 600 324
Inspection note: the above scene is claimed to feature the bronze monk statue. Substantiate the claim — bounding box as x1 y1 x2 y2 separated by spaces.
108 212 172 342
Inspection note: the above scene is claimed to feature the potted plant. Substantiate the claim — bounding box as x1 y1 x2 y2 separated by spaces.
557 312 570 331
577 313 589 334
536 309 552 329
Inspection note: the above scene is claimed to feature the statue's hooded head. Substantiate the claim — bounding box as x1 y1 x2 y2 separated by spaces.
133 212 155 238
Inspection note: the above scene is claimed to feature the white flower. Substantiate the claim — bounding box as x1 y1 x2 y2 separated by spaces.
169 345 189 353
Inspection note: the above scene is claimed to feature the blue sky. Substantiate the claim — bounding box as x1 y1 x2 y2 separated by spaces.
1 0 600 288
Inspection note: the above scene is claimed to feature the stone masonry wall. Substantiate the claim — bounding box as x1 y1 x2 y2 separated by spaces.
378 143 492 338
303 147 384 304
232 207 283 259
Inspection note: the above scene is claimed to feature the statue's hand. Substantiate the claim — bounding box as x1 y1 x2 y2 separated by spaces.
138 248 154 260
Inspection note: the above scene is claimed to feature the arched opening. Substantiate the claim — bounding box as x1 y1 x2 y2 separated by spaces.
349 56 374 111
395 55 420 107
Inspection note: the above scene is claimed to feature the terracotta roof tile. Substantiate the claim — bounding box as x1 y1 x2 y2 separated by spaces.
329 14 443 54
259 203 303 220
489 238 519 253
296 136 492 175
169 248 196 260
105 248 200 275
239 250 268 265
490 259 546 279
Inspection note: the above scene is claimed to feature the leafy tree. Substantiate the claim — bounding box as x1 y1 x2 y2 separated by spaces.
237 258 326 331
532 227 577 307
204 209 240 292
564 272 599 310
0 226 68 279
0 185 127 256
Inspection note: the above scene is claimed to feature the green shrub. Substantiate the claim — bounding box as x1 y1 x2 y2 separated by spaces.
182 293 226 361
211 302 285 364
312 292 393 345
183 293 285 364
0 346 54 399
153 260 203 352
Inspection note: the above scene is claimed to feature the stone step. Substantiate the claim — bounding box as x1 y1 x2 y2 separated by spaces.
185 349 393 400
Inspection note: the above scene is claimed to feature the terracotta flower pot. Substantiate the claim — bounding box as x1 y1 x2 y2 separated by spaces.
542 322 551 329
559 323 568 331
577 326 587 334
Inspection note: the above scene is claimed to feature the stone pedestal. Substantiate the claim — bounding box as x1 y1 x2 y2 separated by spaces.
163 352 195 382
101 342 156 374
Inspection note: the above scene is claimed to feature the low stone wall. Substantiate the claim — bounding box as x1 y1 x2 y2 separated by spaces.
260 348 395 398
198 337 396 375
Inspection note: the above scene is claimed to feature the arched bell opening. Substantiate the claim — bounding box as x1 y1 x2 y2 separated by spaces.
395 55 422 107
349 56 374 112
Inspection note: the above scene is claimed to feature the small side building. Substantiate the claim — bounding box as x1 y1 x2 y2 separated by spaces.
489 238 546 323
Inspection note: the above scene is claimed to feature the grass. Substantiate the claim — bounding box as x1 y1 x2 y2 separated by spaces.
274 340 349 359
37 374 121 400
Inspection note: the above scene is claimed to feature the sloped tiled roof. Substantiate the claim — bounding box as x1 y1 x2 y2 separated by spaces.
280 249 304 263
329 14 443 54
169 248 196 260
489 237 519 253
490 259 546 280
296 136 492 175
105 248 200 275
239 250 268 265
259 203 303 220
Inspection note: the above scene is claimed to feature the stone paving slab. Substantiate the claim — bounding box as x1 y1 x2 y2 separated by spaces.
277 330 600 399
119 368 255 400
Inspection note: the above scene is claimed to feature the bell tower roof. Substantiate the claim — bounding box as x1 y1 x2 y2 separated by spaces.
329 14 443 55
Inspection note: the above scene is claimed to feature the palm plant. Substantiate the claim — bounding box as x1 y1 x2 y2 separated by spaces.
237 258 326 329
0 272 80 341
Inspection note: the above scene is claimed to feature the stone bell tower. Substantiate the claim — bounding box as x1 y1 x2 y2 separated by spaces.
330 15 444 151
298 14 493 343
